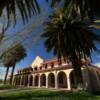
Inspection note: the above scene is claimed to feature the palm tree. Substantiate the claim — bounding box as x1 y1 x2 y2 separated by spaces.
0 0 100 26
9 43 27 85
0 0 40 30
1 48 16 84
1 43 27 85
0 0 99 32
41 8 100 88
49 0 100 21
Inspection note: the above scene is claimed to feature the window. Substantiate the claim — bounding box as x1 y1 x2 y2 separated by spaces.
45 64 47 69
40 67 42 70
58 59 62 65
51 63 54 68
34 67 37 71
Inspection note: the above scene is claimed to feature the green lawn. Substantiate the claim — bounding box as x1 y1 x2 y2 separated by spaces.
0 88 100 100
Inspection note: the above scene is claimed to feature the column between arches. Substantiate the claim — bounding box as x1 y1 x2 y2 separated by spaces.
46 74 48 88
66 71 71 90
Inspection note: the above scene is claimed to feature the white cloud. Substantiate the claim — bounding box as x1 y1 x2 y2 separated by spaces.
94 63 100 67
0 67 6 79
0 67 12 80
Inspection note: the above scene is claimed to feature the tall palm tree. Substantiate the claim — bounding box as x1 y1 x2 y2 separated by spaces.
4 67 9 84
1 53 12 84
1 43 27 85
41 8 100 88
9 43 27 85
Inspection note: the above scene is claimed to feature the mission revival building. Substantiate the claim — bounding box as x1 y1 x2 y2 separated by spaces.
12 56 100 92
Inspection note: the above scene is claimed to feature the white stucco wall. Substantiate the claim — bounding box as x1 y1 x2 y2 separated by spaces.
31 56 44 68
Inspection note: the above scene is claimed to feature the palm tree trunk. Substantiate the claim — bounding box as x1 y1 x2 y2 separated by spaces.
10 64 15 85
71 54 83 90
74 65 83 89
4 67 9 84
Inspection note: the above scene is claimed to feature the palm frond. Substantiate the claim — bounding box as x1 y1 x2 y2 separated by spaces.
48 0 100 21
0 0 40 30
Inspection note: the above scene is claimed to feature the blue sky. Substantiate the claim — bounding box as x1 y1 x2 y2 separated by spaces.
0 0 54 79
0 0 100 79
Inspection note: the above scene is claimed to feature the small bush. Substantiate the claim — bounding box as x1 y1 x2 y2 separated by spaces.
0 84 18 90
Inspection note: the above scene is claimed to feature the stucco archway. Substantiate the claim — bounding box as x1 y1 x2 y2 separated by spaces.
34 75 39 87
96 71 100 82
29 75 33 86
57 71 67 88
24 75 28 86
21 76 25 85
88 69 100 91
70 70 78 89
16 77 20 85
17 76 21 85
14 77 17 85
40 74 46 87
48 73 55 88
